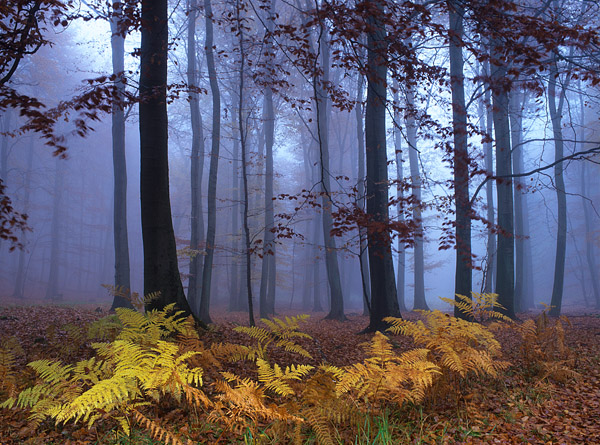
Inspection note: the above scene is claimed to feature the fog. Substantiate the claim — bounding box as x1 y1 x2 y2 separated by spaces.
1 0 599 318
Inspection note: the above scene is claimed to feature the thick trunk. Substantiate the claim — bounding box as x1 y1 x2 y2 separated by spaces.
110 8 133 310
140 0 193 316
490 42 515 319
187 0 206 313
405 86 428 311
364 1 400 332
548 57 567 317
198 0 221 323
449 0 472 318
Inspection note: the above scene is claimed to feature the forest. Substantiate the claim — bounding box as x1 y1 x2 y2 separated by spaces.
0 0 599 443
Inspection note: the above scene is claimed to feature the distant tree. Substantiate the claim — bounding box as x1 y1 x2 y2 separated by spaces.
198 0 222 324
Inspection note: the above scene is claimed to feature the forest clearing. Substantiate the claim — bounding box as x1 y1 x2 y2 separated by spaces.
1 299 599 444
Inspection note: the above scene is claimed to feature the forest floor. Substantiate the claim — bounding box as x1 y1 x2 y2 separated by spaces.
0 302 599 444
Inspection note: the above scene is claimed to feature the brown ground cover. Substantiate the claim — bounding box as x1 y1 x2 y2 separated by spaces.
0 304 599 444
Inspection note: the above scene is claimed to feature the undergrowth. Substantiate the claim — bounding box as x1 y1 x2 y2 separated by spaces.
0 293 578 444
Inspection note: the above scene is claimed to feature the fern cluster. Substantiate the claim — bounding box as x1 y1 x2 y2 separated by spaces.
2 295 566 444
385 309 509 380
1 304 207 445
511 305 578 383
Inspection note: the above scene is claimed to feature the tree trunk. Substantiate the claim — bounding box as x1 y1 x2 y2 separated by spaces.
45 158 63 300
449 0 472 318
140 0 194 316
579 94 600 308
198 0 222 324
13 137 34 298
405 85 428 311
110 5 133 310
548 55 567 317
356 69 371 315
315 28 345 321
187 0 206 313
259 0 277 318
490 41 515 319
237 0 255 326
229 113 241 311
392 85 406 312
509 86 531 311
364 0 400 332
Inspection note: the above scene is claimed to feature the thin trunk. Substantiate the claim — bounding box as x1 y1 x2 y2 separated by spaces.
198 0 221 324
315 26 345 321
187 0 206 312
509 87 526 312
479 61 496 294
406 85 428 311
229 113 241 310
449 0 472 318
140 0 194 316
238 1 256 327
490 40 515 319
259 88 276 317
579 94 600 308
548 55 567 317
13 137 34 298
356 68 371 315
392 85 406 312
45 158 63 300
364 0 400 332
110 6 133 310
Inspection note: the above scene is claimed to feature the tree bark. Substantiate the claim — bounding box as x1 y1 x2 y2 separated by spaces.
237 0 256 326
392 85 406 312
364 0 400 332
259 0 277 318
198 0 222 324
548 55 567 317
45 157 63 300
356 68 371 315
187 0 206 313
405 85 428 311
449 0 472 318
478 61 496 294
13 137 34 298
490 41 515 319
110 5 133 310
315 26 345 321
140 0 194 316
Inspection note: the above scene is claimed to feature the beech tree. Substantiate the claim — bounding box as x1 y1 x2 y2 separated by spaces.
139 0 194 316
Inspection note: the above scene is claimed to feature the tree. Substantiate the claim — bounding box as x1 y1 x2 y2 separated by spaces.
258 0 277 319
186 0 206 314
448 0 472 318
198 0 222 324
313 17 345 321
109 1 133 310
139 0 194 317
364 0 400 331
548 52 568 317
